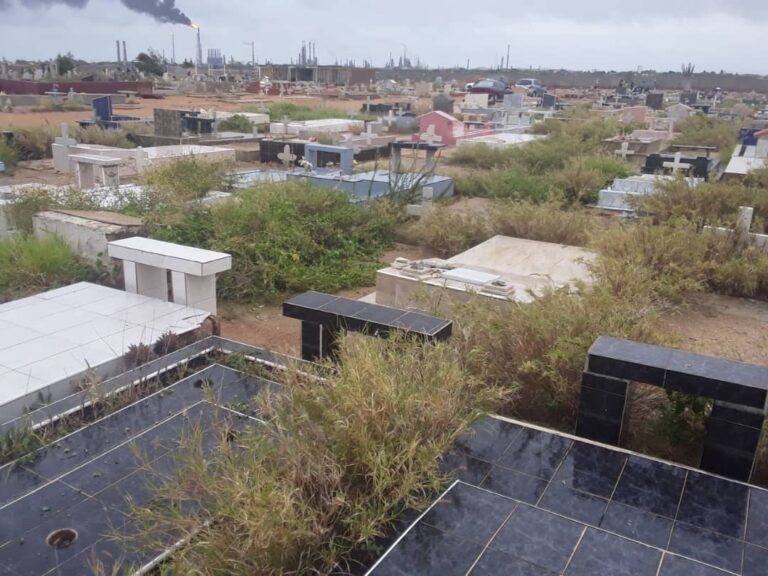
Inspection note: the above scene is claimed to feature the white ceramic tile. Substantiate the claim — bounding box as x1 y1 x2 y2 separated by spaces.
20 309 104 335
0 294 47 313
112 299 188 325
0 299 70 325
79 291 148 316
0 370 47 405
0 334 80 370
54 318 137 346
34 282 93 300
18 352 91 384
0 321 45 350
43 284 117 308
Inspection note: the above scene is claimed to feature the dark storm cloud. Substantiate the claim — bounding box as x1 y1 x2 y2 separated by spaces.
2 0 191 24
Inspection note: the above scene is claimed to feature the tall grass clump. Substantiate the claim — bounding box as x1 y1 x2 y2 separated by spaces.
490 201 596 246
0 140 18 172
217 114 253 133
149 183 399 301
128 335 507 575
672 114 740 162
263 103 350 121
139 157 234 204
0 235 97 299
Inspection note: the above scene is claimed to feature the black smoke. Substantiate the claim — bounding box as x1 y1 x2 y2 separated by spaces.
3 0 192 25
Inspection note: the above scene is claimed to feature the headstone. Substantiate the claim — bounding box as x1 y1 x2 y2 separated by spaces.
420 125 443 146
277 145 298 167
432 94 454 114
662 152 692 174
613 141 636 160
503 93 524 110
645 93 664 110
463 93 489 109
736 206 754 247
541 93 557 109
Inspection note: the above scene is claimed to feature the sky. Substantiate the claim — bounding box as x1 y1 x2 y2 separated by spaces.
0 0 765 74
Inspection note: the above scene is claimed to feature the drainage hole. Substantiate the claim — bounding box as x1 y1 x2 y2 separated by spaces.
47 528 78 549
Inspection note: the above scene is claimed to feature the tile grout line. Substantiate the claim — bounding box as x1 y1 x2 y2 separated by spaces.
462 502 518 576
665 468 688 551
534 439 573 508
562 525 588 574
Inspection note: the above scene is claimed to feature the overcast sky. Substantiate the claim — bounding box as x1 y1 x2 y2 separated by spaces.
0 0 765 74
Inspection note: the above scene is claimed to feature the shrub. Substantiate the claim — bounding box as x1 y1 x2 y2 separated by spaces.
0 235 97 299
263 103 350 121
490 201 596 246
148 184 398 301
129 335 506 575
8 126 57 161
672 114 740 162
453 170 553 201
217 114 253 133
139 157 234 204
0 140 17 172
406 207 491 256
72 126 135 148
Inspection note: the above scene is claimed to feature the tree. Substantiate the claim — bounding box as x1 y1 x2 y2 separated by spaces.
55 52 76 76
135 50 165 76
181 58 194 69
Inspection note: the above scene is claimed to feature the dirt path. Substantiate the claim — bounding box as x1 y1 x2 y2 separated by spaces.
219 243 438 354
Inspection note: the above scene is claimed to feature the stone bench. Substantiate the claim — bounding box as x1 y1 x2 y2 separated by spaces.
107 236 232 314
69 153 122 189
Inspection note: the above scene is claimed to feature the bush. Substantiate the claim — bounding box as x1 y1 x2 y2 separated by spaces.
72 126 135 148
139 157 234 204
405 207 491 256
453 169 554 201
672 115 740 162
264 103 349 121
148 183 398 301
490 201 596 246
8 126 57 161
0 140 17 172
129 335 506 575
217 114 253 133
0 235 97 299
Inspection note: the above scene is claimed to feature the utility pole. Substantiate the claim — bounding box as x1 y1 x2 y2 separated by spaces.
171 32 176 64
506 44 510 69
244 41 255 67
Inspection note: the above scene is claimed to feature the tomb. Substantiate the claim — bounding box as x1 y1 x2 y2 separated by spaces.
69 154 122 189
282 291 452 361
457 133 543 149
576 335 768 482
643 152 716 180
724 128 768 180
303 142 354 175
375 235 596 310
107 236 232 315
596 174 702 212
268 118 365 136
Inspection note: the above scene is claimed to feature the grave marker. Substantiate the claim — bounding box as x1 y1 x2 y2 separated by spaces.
277 145 297 167
420 124 443 146
662 151 692 173
613 141 636 160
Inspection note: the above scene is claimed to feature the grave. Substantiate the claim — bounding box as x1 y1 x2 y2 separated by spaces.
391 141 444 173
69 154 122 189
370 414 768 575
705 206 768 250
375 235 596 310
432 93 454 114
541 93 557 109
645 92 664 110
576 335 768 482
33 210 144 263
596 174 702 212
259 138 392 166
268 118 365 136
503 93 524 110
282 291 452 361
644 152 714 180
405 186 434 217
77 95 150 131
303 143 354 175
457 133 543 149
602 129 673 159
0 282 213 423
463 93 489 109
107 236 232 315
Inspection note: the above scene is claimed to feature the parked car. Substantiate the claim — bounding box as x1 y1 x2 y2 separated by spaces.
468 79 512 105
515 78 546 97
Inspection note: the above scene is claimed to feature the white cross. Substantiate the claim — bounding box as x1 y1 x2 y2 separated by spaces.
277 145 297 167
384 109 396 127
614 141 636 160
663 152 692 174
420 124 443 145
365 124 375 146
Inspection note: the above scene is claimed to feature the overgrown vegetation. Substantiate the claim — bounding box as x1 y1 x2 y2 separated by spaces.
148 183 399 301
0 139 17 172
127 335 507 575
446 118 633 203
138 157 234 205
0 235 98 300
217 114 254 133
0 125 135 161
261 103 352 121
672 114 741 162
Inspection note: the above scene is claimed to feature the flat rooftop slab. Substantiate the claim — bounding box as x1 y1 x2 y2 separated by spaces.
0 282 210 423
369 416 768 576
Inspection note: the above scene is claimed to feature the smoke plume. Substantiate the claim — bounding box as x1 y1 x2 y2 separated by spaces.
3 0 192 25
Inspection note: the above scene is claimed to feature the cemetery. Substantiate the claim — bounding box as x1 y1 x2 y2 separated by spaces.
2 22 768 576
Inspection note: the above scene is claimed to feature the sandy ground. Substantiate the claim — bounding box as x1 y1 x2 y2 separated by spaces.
0 94 418 129
219 243 439 355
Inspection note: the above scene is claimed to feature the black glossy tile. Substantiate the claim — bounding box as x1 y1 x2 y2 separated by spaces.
666 349 768 395
58 443 150 497
0 496 129 576
538 483 609 526
668 522 743 573
577 386 627 422
490 504 584 573
95 451 177 514
587 336 671 386
743 543 768 576
480 465 548 504
676 471 748 538
565 528 661 576
574 413 623 446
699 443 755 483
369 522 483 576
51 532 149 576
454 418 523 463
469 547 557 575
498 429 572 480
710 402 764 429
658 554 730 576
612 456 687 518
352 304 406 326
421 483 516 545
439 451 493 485
552 442 626 498
581 372 629 395
0 465 47 508
746 488 768 548
319 298 369 318
283 291 337 311
599 501 673 549
0 481 86 548
390 312 449 335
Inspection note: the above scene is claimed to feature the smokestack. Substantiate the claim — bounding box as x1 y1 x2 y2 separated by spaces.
116 40 121 65
122 41 128 66
196 26 203 67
